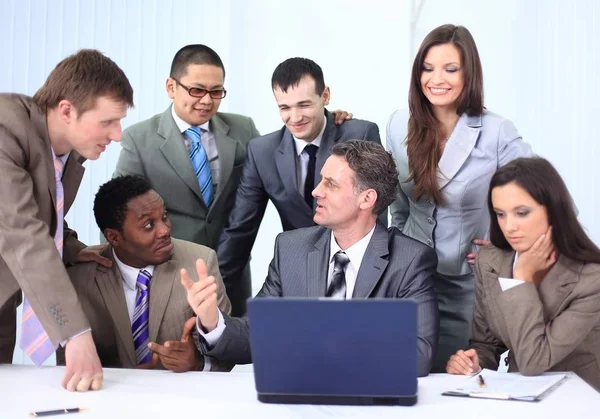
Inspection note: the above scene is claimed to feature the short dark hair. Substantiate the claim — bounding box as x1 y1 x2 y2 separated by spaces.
488 157 600 264
271 57 325 95
331 140 399 215
94 175 153 234
33 49 134 114
170 44 225 80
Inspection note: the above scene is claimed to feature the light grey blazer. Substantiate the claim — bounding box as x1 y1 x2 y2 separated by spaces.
386 109 533 276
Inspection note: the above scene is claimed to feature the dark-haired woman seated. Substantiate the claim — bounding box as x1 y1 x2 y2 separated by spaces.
446 157 600 391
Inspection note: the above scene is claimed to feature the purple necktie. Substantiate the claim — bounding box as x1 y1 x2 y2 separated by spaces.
132 269 152 364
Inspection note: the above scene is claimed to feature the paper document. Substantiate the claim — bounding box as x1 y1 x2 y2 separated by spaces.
445 369 567 401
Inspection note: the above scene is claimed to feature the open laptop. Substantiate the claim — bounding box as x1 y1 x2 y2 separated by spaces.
247 298 418 406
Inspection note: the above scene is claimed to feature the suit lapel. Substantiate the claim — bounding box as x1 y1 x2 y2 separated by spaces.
62 152 85 214
275 128 307 210
210 114 237 200
352 223 389 298
438 113 481 190
148 259 178 343
95 248 137 367
538 256 581 321
157 107 205 205
486 249 519 343
307 229 331 297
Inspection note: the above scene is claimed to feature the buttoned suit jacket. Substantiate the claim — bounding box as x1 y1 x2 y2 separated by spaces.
470 245 600 391
0 94 89 361
208 222 439 377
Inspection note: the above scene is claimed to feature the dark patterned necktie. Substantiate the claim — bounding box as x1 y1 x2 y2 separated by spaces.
303 144 318 208
327 251 350 299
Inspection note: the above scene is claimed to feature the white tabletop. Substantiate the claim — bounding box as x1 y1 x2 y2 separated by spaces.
1 365 598 418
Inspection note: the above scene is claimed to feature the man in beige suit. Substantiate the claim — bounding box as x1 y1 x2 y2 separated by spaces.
0 50 133 392
65 175 232 372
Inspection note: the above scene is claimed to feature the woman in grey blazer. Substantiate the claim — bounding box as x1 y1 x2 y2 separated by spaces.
386 24 532 372
447 158 600 391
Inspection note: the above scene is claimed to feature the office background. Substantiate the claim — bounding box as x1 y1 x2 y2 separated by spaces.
1 0 598 364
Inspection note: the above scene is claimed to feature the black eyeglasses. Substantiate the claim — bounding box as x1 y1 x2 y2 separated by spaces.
172 78 227 99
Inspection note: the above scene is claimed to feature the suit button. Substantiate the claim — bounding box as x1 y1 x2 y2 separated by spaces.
426 239 433 247
427 217 434 224
207 216 212 223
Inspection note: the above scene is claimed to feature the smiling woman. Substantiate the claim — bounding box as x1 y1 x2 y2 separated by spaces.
385 24 533 372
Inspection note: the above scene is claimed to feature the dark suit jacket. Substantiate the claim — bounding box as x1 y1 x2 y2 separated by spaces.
207 222 439 377
0 94 89 359
470 245 600 391
216 111 382 304
63 239 232 371
114 106 259 250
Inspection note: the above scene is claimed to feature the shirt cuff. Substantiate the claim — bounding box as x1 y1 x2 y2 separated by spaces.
60 328 91 347
195 310 226 348
498 277 525 292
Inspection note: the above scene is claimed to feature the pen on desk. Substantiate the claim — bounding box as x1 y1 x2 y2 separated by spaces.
29 408 87 417
478 374 486 388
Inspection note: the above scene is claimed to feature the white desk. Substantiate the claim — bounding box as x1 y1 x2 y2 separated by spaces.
1 365 598 418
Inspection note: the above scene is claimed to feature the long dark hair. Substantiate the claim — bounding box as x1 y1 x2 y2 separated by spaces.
406 24 484 204
488 157 600 264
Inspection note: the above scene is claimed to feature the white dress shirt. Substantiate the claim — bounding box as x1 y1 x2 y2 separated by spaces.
498 252 525 291
292 116 326 198
171 106 220 188
112 250 156 322
199 224 377 348
327 225 376 299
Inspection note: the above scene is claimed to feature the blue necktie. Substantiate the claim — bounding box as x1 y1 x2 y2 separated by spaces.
185 126 214 207
132 269 152 364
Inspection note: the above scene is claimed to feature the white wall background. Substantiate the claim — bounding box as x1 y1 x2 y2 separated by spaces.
1 0 598 364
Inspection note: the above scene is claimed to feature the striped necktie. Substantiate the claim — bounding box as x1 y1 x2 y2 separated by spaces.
185 126 214 207
327 251 350 299
132 269 152 364
20 152 64 366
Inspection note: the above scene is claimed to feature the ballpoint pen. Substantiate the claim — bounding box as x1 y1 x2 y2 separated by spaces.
29 407 87 417
478 374 486 388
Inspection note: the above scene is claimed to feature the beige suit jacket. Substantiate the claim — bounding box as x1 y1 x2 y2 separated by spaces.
64 239 232 371
470 245 600 391
0 94 89 355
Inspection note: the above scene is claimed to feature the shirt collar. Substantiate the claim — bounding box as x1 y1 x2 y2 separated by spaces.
51 147 70 165
112 248 155 290
171 105 210 134
329 224 377 270
292 114 327 157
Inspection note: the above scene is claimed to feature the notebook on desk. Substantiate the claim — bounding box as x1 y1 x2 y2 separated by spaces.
247 298 419 406
443 369 568 402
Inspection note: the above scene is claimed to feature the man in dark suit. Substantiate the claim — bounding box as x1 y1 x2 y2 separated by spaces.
184 140 439 377
217 58 382 316
0 50 134 391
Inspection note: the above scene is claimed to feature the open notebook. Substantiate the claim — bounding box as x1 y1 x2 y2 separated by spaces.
443 369 568 402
